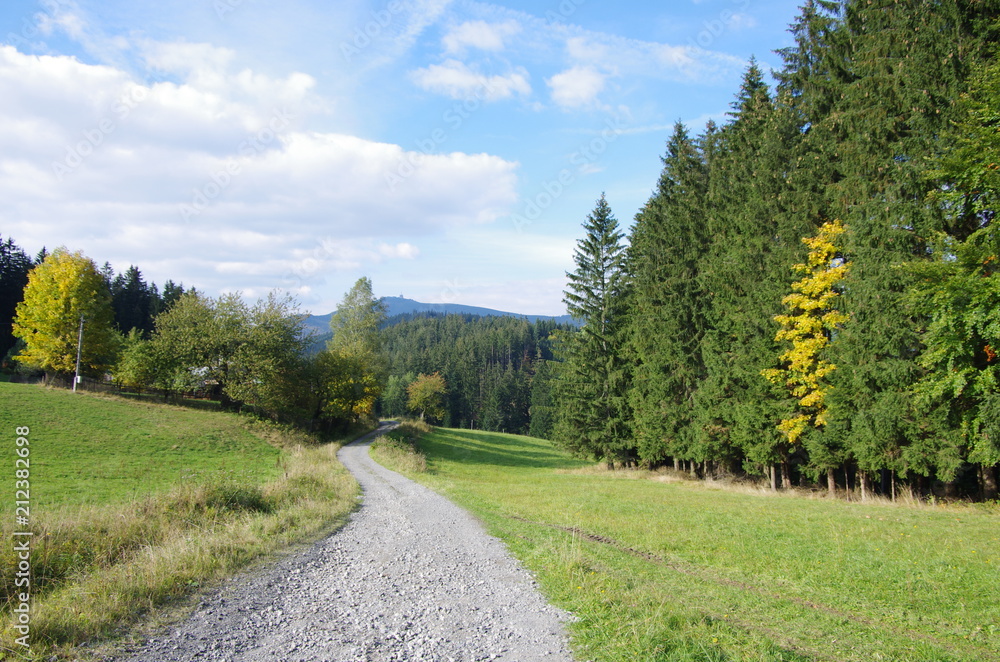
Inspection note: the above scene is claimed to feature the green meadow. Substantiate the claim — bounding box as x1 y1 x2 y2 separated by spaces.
383 427 1000 662
0 382 283 510
0 382 361 658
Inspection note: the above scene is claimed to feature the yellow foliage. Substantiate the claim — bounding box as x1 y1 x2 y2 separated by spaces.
13 248 119 376
763 220 850 444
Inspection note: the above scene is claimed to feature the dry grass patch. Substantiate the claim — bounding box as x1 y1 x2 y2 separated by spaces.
369 420 431 474
0 428 364 660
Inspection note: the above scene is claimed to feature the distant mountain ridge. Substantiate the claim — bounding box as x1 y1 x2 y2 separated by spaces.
303 296 574 333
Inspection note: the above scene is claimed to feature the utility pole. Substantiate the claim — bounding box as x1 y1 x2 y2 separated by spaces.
73 315 84 392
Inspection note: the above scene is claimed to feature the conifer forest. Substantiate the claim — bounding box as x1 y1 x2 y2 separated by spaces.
552 0 1000 500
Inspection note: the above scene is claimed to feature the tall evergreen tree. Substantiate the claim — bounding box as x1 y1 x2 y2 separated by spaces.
0 235 32 362
111 265 157 336
810 0 1000 491
628 122 710 466
528 359 556 439
695 62 815 486
161 280 186 310
554 194 633 463
910 57 1000 499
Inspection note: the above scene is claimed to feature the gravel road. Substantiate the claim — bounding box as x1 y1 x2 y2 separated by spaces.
113 425 577 662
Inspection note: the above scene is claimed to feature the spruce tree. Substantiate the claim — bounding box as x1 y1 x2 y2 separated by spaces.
628 122 709 466
0 236 32 362
554 194 633 463
111 265 157 336
912 57 1000 499
695 62 815 486
812 0 999 492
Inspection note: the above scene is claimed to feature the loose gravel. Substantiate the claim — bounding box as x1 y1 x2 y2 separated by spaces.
112 426 577 662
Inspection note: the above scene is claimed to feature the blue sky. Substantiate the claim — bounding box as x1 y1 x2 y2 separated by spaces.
0 0 803 315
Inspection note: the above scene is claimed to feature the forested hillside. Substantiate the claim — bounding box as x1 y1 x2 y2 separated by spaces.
378 313 568 436
553 0 1000 501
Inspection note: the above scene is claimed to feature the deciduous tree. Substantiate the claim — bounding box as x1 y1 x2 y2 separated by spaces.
763 220 850 493
407 372 447 423
321 277 388 421
13 248 119 381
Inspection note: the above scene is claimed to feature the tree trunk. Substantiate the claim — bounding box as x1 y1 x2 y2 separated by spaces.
673 456 680 471
781 461 791 490
769 465 777 491
880 469 891 497
689 460 697 478
827 467 836 497
860 471 870 502
982 464 999 501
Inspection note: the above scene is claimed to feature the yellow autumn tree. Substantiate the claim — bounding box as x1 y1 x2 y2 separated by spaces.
762 220 850 445
13 248 119 380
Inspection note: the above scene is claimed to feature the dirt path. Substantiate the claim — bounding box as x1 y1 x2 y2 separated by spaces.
113 426 576 661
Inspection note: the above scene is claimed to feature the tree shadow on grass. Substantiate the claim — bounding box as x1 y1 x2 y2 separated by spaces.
422 428 586 470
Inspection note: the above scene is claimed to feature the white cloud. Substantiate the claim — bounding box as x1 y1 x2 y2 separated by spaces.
442 19 521 53
0 44 519 309
546 65 606 109
140 41 236 78
36 2 87 41
727 13 759 31
548 25 743 86
411 59 530 101
346 0 457 72
566 36 607 64
379 242 420 259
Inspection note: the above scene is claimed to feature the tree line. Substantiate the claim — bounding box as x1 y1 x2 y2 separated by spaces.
1 238 188 367
2 237 563 434
377 313 569 437
553 0 1000 501
3 244 387 432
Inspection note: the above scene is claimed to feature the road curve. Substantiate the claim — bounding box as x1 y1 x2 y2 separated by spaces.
113 425 576 661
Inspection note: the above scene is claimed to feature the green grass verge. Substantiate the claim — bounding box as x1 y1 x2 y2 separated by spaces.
377 427 1000 662
0 382 365 659
0 382 283 510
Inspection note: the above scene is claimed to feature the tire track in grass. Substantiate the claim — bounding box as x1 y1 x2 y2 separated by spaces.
508 516 998 662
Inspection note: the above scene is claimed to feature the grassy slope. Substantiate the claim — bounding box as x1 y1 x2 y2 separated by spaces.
0 382 282 510
0 383 362 658
389 427 1000 662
